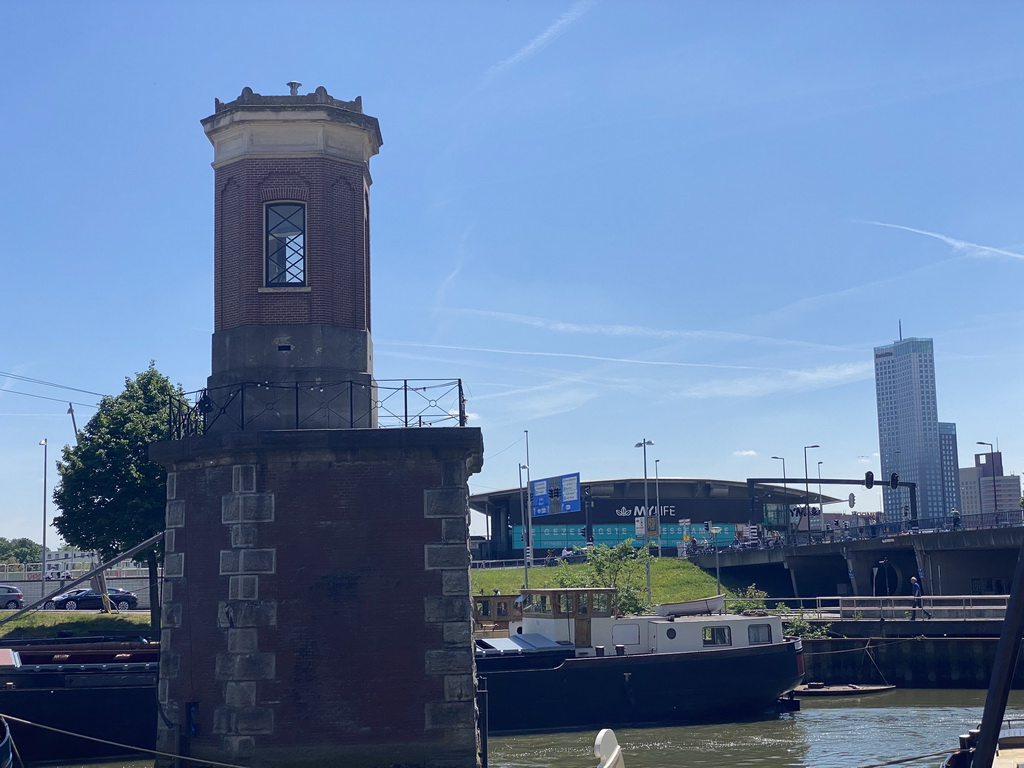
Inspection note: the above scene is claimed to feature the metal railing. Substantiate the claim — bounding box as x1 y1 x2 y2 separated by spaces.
749 594 1012 621
168 378 467 438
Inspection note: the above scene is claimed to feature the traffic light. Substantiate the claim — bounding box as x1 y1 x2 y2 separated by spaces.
864 471 874 489
703 522 710 532
890 472 899 490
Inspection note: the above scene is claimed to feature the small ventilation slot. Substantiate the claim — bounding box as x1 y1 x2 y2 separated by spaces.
278 345 292 352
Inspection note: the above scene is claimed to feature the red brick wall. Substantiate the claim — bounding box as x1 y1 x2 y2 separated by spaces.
152 428 483 767
213 158 371 333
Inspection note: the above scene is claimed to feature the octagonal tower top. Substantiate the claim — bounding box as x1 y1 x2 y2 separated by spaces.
201 84 382 168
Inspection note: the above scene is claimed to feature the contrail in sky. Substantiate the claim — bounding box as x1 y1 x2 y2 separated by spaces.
447 308 848 351
864 221 1024 261
481 0 597 85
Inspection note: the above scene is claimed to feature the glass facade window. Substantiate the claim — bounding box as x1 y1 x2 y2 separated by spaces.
265 202 306 286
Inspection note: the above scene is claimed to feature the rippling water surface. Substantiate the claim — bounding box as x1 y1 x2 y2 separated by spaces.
42 690 1024 768
489 690 1024 768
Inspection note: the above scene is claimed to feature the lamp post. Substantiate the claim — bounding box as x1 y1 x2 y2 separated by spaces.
711 526 722 595
817 460 823 528
634 439 654 604
771 456 788 543
39 439 47 585
520 462 528 589
977 441 998 520
654 458 661 558
524 430 532 568
803 445 820 538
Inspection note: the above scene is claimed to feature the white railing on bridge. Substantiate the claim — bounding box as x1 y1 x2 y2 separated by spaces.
752 594 1011 621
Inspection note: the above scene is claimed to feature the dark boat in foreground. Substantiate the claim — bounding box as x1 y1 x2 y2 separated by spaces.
475 587 804 734
0 640 157 763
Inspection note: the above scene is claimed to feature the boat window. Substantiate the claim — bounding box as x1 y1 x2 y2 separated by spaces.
702 626 732 647
557 593 572 616
496 601 508 618
576 594 588 615
475 599 490 618
532 595 552 615
748 624 772 644
592 593 611 616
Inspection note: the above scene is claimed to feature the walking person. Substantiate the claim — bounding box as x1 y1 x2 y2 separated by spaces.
910 576 932 620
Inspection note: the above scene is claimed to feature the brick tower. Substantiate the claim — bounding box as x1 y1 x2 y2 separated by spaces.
151 85 484 768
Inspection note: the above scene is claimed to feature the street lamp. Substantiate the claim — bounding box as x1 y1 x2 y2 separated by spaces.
977 441 998 519
634 439 654 603
817 460 823 526
39 439 47 585
771 456 788 542
711 526 723 595
524 430 532 568
654 458 661 558
803 445 820 537
518 463 529 588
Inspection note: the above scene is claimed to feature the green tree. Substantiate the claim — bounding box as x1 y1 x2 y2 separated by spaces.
553 540 654 615
0 537 42 565
52 364 180 628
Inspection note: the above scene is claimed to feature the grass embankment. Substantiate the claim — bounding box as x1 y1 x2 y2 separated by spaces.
0 611 152 640
471 557 725 604
0 560 725 639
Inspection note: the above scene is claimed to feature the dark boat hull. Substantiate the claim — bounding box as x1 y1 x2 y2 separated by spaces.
0 667 157 763
477 640 804 733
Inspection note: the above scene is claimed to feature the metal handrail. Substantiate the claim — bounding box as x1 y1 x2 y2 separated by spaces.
168 378 467 438
747 594 1012 620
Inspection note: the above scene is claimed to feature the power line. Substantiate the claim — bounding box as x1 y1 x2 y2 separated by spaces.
0 389 98 409
0 371 109 399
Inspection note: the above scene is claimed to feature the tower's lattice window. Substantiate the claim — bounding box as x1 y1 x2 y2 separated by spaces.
265 202 306 286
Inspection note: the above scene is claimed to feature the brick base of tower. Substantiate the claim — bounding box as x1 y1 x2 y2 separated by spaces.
150 428 484 768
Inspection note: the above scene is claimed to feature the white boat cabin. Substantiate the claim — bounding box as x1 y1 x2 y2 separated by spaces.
511 588 787 657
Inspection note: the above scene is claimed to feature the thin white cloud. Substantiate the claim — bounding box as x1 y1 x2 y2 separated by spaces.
733 450 758 457
863 221 1024 261
380 340 773 372
480 0 597 87
444 309 848 351
434 225 474 310
672 362 874 400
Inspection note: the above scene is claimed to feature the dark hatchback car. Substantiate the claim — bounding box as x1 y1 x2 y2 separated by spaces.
46 588 138 611
0 585 24 609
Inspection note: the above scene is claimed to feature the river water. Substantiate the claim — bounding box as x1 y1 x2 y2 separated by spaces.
42 689 1024 768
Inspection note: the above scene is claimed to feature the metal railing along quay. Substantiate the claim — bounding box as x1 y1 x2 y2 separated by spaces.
754 594 1011 622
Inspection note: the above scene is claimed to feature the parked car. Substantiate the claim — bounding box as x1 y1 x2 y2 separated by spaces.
0 586 24 610
45 588 138 611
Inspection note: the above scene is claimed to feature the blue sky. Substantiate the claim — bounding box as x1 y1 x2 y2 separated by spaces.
2 1 1022 544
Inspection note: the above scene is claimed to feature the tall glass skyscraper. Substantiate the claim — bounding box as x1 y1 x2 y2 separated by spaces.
873 338 958 524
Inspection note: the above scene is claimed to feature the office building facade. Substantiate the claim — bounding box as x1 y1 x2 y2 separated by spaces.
939 422 962 520
874 337 957 524
959 450 1021 519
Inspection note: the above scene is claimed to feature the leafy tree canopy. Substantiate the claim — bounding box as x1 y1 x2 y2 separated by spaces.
0 538 42 565
553 540 654 615
52 364 179 562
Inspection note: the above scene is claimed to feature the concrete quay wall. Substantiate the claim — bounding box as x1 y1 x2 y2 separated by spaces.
698 527 1024 599
803 634 1014 688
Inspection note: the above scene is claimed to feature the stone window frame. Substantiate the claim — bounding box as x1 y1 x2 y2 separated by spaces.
264 201 307 287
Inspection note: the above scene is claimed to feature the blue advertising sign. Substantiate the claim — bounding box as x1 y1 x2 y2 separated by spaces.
532 473 581 516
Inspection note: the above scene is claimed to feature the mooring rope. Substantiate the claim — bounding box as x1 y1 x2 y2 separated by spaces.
849 747 954 768
0 714 250 768
8 723 25 768
801 635 925 656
